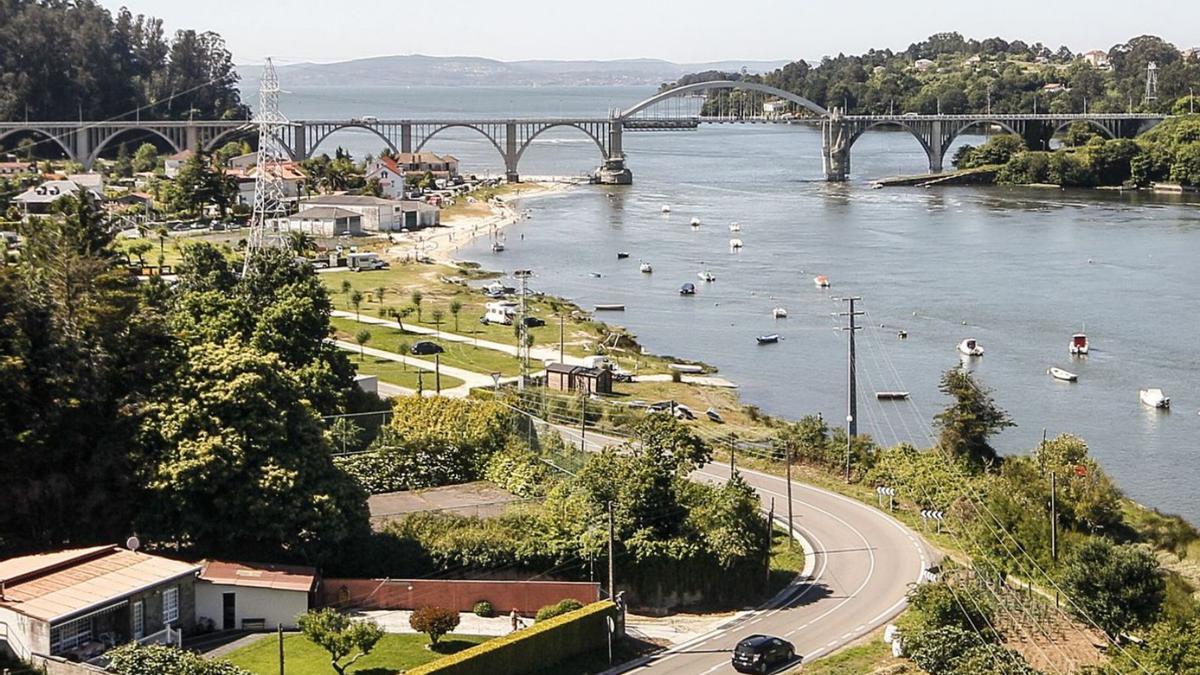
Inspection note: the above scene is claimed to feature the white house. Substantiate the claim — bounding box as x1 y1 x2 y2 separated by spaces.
163 149 194 178
1083 50 1111 69
234 162 305 206
300 194 440 232
279 206 363 237
194 561 317 631
913 58 936 72
13 179 103 216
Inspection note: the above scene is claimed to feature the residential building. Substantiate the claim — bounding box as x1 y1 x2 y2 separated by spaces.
279 206 363 237
913 58 935 72
0 545 199 663
226 151 260 170
1041 83 1069 94
1083 50 1111 69
366 153 460 196
1182 47 1199 62
163 149 194 178
195 561 318 631
0 161 36 175
233 162 306 205
300 194 439 232
545 363 612 395
67 173 104 192
13 179 103 216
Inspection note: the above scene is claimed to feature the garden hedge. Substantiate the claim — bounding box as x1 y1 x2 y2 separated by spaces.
406 600 617 675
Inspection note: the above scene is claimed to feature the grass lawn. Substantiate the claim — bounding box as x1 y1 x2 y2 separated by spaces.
768 528 807 597
786 628 907 674
225 633 489 675
344 352 465 391
331 317 523 377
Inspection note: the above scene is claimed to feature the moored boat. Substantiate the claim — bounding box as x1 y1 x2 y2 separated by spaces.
814 275 830 288
617 251 630 259
1048 367 1078 382
756 334 780 345
1069 333 1089 355
679 282 696 295
729 222 742 232
661 204 671 213
690 217 701 227
594 304 625 312
669 363 703 373
876 391 910 400
957 338 984 356
1140 388 1170 409
640 261 653 273
491 242 505 253
729 238 744 249
773 307 788 319
698 270 716 282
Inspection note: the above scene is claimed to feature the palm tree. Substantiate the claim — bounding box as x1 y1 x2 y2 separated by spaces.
431 308 445 339
286 230 316 255
350 290 364 321
355 329 371 357
449 300 463 333
411 290 424 322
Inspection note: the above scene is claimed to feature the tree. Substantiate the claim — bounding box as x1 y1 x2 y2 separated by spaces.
340 279 353 295
1061 538 1164 637
409 605 460 646
431 308 445 338
373 286 387 304
298 609 384 675
107 643 251 675
286 230 316 255
133 143 160 173
411 290 424 322
350 290 364 321
449 299 463 332
934 368 1014 471
355 329 371 357
127 240 154 267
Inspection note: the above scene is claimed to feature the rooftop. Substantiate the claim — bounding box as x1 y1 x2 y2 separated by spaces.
0 545 200 622
198 560 317 593
302 194 401 207
291 206 361 220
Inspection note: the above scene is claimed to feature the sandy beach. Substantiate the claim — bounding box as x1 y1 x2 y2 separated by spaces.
380 178 580 264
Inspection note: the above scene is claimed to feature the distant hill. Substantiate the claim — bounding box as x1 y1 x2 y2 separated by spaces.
239 55 792 88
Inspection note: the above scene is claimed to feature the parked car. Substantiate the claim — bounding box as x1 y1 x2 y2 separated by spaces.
522 316 546 328
410 341 444 355
731 635 797 674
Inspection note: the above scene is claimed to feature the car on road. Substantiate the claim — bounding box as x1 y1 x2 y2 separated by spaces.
731 634 797 673
410 341 444 355
521 316 546 328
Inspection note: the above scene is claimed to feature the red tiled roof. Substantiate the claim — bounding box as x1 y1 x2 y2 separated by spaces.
198 560 317 592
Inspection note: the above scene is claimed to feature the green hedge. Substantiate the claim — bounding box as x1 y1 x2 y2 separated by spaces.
407 601 617 675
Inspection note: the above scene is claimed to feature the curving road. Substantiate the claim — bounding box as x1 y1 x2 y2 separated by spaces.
615 463 934 674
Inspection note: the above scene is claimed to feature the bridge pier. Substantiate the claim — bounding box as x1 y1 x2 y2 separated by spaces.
822 115 850 181
596 121 632 184
74 128 91 170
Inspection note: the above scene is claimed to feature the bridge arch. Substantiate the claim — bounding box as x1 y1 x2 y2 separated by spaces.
87 126 181 167
1050 118 1116 140
414 124 508 166
0 127 75 161
514 122 607 166
846 120 934 158
309 123 398 158
621 80 829 119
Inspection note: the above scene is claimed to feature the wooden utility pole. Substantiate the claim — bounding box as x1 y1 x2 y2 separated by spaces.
839 297 863 482
765 498 775 589
277 623 284 675
580 393 587 451
729 435 736 477
786 443 795 545
435 353 441 394
607 501 616 599
559 313 565 363
1050 471 1058 562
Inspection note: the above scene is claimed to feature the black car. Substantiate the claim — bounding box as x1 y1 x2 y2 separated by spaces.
410 341 444 355
522 316 546 328
731 634 796 674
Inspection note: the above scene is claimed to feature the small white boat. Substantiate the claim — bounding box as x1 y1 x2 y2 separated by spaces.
589 272 603 278
876 391 910 400
957 338 984 357
1048 367 1078 382
1140 388 1170 409
698 270 716 282
729 222 742 232
813 275 830 288
594 304 625 312
491 242 505 253
1069 333 1089 355
640 261 653 274
729 238 744 249
773 307 788 319
661 204 671 213
756 334 780 345
669 363 703 373
690 217 701 227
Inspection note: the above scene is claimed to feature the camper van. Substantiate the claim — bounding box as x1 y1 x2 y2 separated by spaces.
347 252 389 271
482 301 518 325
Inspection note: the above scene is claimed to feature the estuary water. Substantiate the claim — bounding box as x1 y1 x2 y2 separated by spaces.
275 85 1200 523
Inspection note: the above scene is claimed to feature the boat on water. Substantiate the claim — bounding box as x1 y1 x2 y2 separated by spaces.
729 222 742 232
669 363 703 373
690 217 701 227
957 338 984 356
679 282 696 295
594 304 625 312
756 334 780 345
698 270 716 282
1140 388 1170 409
617 251 630 259
1069 333 1089 355
729 238 744 249
589 272 603 278
706 407 725 423
661 204 671 213
491 242 505 253
640 261 653 273
814 275 830 288
773 307 788 319
876 391 910 400
1048 367 1078 382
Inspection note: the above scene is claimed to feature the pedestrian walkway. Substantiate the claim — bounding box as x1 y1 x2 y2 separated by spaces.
331 339 497 398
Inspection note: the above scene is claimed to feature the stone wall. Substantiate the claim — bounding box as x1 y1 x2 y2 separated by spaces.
320 579 599 617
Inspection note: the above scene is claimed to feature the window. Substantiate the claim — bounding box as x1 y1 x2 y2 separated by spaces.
132 600 144 639
162 586 179 624
50 616 92 653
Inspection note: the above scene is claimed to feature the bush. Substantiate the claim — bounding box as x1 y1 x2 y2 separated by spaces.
535 598 584 622
107 643 251 675
410 605 461 645
473 600 495 618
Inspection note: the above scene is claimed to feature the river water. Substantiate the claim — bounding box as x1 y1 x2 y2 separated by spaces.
276 85 1200 523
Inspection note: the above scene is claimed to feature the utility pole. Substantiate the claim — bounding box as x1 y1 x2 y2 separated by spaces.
435 353 441 394
559 313 565 363
277 624 284 675
514 269 532 390
765 498 775 589
607 501 616 599
785 442 794 545
1051 471 1058 562
838 297 863 482
729 434 736 477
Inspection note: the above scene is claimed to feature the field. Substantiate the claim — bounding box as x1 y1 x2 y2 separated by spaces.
224 633 489 675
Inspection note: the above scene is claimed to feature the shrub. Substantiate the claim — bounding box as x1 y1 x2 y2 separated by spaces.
473 600 495 618
107 643 251 675
535 598 584 622
410 605 461 645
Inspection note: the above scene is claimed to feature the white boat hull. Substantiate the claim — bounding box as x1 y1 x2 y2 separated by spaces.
1048 367 1077 382
1140 389 1170 409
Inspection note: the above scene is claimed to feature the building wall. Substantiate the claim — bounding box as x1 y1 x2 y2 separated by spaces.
124 576 196 637
0 605 46 661
319 579 599 617
195 583 310 631
29 653 107 675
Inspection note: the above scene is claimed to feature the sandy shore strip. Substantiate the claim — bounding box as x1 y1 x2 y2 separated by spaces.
381 177 582 264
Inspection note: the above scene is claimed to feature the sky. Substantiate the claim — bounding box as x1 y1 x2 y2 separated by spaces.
103 0 1199 65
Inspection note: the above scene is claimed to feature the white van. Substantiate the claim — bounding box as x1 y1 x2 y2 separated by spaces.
483 301 518 325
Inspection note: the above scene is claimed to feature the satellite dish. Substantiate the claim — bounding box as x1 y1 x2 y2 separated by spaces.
126 535 141 552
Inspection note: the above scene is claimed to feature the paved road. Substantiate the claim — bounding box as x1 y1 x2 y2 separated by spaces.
616 463 934 675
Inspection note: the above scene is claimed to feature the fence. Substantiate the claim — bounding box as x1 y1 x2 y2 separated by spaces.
320 579 600 616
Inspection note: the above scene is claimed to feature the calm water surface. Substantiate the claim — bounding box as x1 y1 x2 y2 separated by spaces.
274 85 1200 522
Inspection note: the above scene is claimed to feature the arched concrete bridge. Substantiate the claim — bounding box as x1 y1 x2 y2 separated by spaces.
0 80 1165 181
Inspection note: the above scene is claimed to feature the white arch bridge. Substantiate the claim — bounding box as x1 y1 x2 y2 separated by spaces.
0 80 1166 182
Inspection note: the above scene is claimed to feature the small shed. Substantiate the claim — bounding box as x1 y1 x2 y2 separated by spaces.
195 561 318 631
544 363 612 395
545 362 577 392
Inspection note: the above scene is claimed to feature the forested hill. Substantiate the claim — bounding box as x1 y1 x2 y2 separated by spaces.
667 33 1200 115
0 0 246 121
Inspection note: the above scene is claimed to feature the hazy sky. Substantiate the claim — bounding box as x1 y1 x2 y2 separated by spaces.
103 0 1198 65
